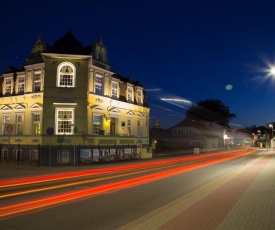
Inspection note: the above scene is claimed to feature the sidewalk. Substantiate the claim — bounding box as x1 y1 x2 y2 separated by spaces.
119 149 275 230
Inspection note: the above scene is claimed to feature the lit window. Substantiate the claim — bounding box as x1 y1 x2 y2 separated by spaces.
93 114 103 134
2 114 10 134
56 109 74 134
95 75 103 95
18 76 25 93
112 81 118 98
34 72 41 92
57 62 75 87
32 113 41 134
5 78 12 94
127 86 133 102
16 114 24 135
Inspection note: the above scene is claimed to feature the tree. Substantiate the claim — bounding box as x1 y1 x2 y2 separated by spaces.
185 99 236 127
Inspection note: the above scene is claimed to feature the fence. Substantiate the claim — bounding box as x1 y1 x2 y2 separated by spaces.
0 144 141 166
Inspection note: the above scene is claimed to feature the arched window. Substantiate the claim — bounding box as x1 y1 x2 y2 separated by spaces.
57 62 76 87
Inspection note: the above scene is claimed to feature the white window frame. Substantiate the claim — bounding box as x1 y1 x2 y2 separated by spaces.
95 74 103 95
57 62 76 87
127 86 133 102
137 120 142 137
55 108 74 135
16 113 24 135
2 114 11 134
5 77 12 94
18 75 25 93
32 113 41 135
111 81 118 98
34 72 42 92
137 89 143 104
93 114 103 135
127 118 133 135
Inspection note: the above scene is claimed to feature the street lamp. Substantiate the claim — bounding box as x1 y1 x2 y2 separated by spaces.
269 124 274 148
270 67 275 75
69 124 77 166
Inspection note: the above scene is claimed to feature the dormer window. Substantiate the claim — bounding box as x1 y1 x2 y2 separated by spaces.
127 86 133 102
5 78 12 94
111 81 118 98
57 62 75 87
95 74 103 95
18 76 25 93
34 72 41 92
137 89 143 104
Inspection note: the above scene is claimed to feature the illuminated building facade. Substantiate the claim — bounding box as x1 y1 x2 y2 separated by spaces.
0 31 151 164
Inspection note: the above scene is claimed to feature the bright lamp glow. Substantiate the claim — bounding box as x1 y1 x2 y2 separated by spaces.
270 67 275 75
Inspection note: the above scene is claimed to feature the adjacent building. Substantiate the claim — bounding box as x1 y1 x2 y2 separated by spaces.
0 31 151 164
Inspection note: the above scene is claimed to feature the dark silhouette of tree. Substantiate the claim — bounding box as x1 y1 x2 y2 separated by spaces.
185 99 236 127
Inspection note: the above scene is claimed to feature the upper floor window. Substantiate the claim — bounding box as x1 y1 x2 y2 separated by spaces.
34 72 42 92
127 86 133 102
5 78 12 94
57 62 75 87
32 113 41 135
111 81 118 98
55 108 74 135
2 114 10 134
127 119 133 135
95 74 103 95
137 89 142 104
137 120 142 137
16 114 24 135
18 76 25 93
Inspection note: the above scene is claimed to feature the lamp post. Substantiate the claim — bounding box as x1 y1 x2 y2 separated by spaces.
269 124 274 148
69 124 76 166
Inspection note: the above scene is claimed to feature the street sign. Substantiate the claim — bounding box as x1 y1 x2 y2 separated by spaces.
47 127 54 135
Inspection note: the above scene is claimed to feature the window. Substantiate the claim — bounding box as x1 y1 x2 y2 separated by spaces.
137 89 142 104
93 114 103 134
18 76 25 93
34 72 41 92
127 86 133 102
57 62 75 87
137 120 142 137
56 109 74 134
16 114 24 135
127 119 133 135
32 113 41 134
95 74 103 95
111 81 118 98
5 78 12 94
2 114 10 134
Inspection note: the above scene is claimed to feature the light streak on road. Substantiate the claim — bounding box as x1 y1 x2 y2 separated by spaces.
0 149 257 220
0 149 247 188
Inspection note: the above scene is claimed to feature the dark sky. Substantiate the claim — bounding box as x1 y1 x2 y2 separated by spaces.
2 0 275 129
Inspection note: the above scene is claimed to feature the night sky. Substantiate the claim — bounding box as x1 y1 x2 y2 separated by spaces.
1 0 275 129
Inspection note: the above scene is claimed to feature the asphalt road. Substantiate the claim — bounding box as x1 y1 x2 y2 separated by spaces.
0 149 260 230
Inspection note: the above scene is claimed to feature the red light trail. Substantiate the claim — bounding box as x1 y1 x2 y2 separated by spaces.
0 149 257 220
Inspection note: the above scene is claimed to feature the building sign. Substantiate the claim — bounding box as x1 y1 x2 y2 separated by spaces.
4 124 15 135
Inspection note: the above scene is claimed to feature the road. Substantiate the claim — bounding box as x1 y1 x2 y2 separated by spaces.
0 148 263 229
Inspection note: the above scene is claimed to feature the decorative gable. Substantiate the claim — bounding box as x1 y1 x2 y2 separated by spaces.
137 112 144 117
30 103 43 110
90 105 104 111
108 107 120 113
14 104 26 110
127 110 135 115
1 105 12 111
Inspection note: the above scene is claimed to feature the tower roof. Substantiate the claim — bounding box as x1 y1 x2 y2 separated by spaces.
51 30 85 55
